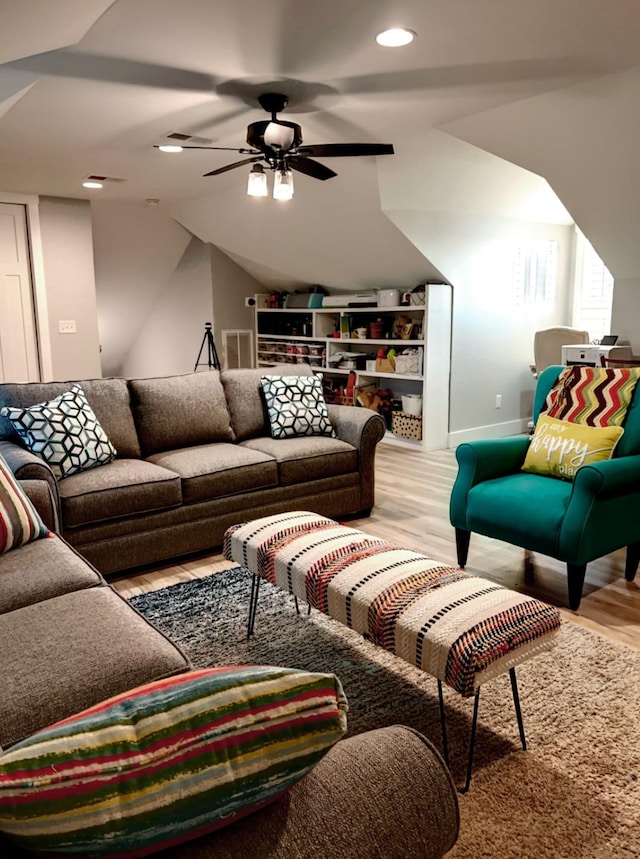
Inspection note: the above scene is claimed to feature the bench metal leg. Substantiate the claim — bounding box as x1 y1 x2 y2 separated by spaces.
460 690 481 794
294 597 313 616
247 573 261 638
510 668 527 751
447 669 525 794
437 680 450 768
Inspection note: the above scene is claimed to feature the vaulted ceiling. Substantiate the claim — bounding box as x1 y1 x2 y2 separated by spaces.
2 0 640 290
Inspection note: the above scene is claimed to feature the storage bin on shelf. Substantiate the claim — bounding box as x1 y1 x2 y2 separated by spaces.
394 347 423 375
392 410 423 440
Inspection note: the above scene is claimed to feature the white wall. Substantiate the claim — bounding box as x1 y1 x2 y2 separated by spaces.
441 66 640 354
210 245 264 364
379 134 574 441
91 202 193 376
38 196 102 380
120 235 214 378
91 202 266 377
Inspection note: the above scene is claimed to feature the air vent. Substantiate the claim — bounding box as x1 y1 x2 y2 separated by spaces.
85 175 126 183
165 132 215 146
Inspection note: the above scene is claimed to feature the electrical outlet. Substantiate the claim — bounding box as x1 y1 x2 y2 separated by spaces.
495 394 502 408
58 320 76 334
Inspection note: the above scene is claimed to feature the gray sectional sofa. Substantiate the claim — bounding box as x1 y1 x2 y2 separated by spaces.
0 512 459 858
0 366 385 575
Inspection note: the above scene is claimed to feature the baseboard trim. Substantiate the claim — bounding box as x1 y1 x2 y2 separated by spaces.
448 418 530 447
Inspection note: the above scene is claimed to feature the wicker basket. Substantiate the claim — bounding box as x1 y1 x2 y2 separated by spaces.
392 410 423 440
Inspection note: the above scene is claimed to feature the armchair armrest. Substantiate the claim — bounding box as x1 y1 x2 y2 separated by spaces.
573 454 640 497
450 436 531 529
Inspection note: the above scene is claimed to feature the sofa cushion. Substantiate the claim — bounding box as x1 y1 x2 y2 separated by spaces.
242 436 358 486
1 385 117 478
129 371 234 456
0 378 141 459
148 443 278 504
58 459 182 528
0 666 347 859
261 375 335 440
0 534 102 614
221 366 313 441
0 586 189 749
0 454 49 553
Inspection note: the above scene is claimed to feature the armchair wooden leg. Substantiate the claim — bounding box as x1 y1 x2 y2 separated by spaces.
567 564 587 611
625 542 640 582
455 528 471 568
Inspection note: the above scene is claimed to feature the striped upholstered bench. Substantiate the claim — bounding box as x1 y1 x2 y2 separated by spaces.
223 511 562 791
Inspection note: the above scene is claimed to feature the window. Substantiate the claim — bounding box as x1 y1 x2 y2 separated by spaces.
513 240 557 306
572 229 613 340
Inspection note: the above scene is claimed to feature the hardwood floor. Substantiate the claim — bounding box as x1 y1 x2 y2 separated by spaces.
112 442 640 651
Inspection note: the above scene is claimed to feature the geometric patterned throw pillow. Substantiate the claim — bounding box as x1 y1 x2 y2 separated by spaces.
261 374 336 439
0 453 49 553
542 366 640 426
0 385 117 479
0 665 348 858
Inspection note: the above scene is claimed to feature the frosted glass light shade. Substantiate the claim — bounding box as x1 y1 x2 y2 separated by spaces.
247 164 268 197
273 168 294 200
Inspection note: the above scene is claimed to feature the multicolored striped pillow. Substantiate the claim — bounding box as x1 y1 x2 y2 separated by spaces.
543 366 640 426
0 453 49 553
0 665 348 858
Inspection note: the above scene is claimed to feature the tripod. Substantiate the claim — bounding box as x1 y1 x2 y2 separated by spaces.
194 323 221 371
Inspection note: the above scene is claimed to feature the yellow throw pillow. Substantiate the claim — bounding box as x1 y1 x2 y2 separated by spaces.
523 417 624 481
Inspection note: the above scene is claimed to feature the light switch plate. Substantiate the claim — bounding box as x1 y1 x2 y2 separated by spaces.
59 320 76 334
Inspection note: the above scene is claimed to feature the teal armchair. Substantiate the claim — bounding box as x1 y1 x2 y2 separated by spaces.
450 365 640 610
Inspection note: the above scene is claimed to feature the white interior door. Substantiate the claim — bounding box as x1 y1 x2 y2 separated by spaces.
0 203 39 382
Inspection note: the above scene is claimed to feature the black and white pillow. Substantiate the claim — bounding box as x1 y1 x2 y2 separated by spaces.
1 385 117 479
260 375 335 440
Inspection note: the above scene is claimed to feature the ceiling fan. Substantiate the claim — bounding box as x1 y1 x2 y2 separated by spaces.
155 92 394 183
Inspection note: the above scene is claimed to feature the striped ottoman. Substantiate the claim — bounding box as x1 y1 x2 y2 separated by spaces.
224 511 562 790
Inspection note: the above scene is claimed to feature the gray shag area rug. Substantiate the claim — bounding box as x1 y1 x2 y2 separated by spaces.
129 568 640 859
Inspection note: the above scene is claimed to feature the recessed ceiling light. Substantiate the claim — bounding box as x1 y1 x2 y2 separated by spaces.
376 28 416 47
82 181 103 189
157 144 183 153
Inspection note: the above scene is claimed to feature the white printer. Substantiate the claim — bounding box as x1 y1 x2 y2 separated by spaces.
561 343 632 367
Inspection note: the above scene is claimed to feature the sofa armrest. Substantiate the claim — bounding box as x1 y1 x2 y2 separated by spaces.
327 405 386 513
144 725 459 859
0 440 61 529
19 479 60 533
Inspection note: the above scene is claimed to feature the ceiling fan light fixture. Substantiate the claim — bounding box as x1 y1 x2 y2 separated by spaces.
157 144 184 153
375 27 416 47
247 163 268 197
273 167 294 201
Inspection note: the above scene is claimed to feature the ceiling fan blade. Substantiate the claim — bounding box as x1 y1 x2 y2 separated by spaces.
8 49 217 92
297 143 394 158
154 145 257 152
203 156 264 177
288 156 337 181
